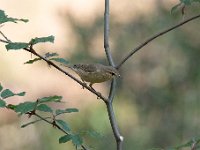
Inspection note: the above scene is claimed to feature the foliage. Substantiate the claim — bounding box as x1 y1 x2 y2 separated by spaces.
0 2 200 150
0 83 86 149
171 0 200 14
0 9 28 24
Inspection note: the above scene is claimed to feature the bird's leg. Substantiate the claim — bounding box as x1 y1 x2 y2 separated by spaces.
80 79 87 89
89 83 95 90
89 83 101 99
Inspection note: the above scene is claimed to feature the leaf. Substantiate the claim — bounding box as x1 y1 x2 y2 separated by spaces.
17 92 26 96
49 57 69 65
21 117 51 128
44 52 59 58
7 104 16 110
55 108 79 116
56 119 71 132
1 89 25 99
5 42 29 50
170 3 182 14
14 101 37 114
1 89 14 98
38 95 62 103
24 58 42 64
71 134 83 147
181 0 192 5
0 83 3 92
36 104 53 113
29 35 54 45
59 134 72 143
0 99 6 108
0 10 28 24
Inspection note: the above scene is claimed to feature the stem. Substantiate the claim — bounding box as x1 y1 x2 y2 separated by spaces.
116 13 200 69
34 113 88 150
104 0 114 66
104 0 123 150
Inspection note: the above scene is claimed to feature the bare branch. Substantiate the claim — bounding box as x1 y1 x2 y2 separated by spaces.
104 0 114 66
104 0 123 150
116 13 200 69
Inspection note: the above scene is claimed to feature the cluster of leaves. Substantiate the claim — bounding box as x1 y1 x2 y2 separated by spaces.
0 83 85 149
0 83 25 107
0 9 28 24
0 9 69 66
171 0 200 14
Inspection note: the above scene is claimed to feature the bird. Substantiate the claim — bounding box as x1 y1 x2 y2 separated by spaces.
65 63 120 89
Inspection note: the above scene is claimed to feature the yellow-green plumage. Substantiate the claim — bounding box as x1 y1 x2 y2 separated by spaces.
71 63 120 87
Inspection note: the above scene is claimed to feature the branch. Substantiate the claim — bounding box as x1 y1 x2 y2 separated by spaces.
25 47 108 102
116 13 200 69
33 113 88 150
104 0 123 150
104 0 114 66
0 32 108 103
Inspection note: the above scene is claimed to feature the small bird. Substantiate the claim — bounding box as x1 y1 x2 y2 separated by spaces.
66 63 120 88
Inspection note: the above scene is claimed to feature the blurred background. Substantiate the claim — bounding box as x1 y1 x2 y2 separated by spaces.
0 0 200 150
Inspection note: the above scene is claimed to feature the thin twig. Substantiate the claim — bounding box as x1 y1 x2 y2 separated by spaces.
116 13 200 69
104 0 123 150
33 113 88 150
0 30 11 42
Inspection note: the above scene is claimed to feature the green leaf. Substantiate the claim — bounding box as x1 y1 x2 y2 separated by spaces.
1 89 25 99
44 52 59 58
7 104 16 110
1 89 14 98
71 134 83 147
36 104 53 113
55 108 79 116
59 134 72 143
49 57 69 65
0 83 3 92
14 101 37 114
29 35 54 45
17 92 26 96
24 58 42 64
5 42 29 50
170 3 182 14
21 117 51 128
0 10 28 24
0 99 6 108
56 119 71 132
181 0 192 5
38 95 62 103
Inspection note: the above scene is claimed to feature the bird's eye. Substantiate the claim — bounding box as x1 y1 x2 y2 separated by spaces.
74 64 77 67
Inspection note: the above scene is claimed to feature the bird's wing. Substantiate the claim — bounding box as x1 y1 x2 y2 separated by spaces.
81 64 97 73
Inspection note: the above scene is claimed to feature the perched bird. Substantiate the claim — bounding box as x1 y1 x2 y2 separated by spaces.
66 63 120 88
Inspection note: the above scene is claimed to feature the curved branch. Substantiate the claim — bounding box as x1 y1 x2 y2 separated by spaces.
116 13 200 69
104 0 114 66
104 0 123 150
